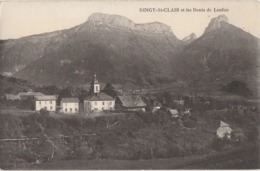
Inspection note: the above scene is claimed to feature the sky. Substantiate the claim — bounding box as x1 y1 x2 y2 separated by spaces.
0 0 259 40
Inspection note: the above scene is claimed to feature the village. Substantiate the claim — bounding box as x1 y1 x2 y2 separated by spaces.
0 74 259 169
1 74 259 141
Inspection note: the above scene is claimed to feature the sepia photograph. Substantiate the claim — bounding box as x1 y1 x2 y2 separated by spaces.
0 0 259 169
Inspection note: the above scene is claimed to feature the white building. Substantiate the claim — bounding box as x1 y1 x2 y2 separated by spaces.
61 98 79 114
35 95 57 111
169 109 179 118
84 74 115 112
217 121 232 139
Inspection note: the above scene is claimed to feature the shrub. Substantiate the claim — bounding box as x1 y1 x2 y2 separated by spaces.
222 80 252 97
40 109 49 116
211 135 231 151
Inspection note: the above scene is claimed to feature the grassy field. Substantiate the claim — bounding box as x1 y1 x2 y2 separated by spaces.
18 144 259 170
0 104 259 169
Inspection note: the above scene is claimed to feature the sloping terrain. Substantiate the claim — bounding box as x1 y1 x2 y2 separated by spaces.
0 105 259 169
172 15 260 88
1 13 182 86
0 14 259 89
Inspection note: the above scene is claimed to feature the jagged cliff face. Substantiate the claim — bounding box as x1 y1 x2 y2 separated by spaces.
204 15 228 33
88 13 135 29
182 33 197 44
87 13 173 34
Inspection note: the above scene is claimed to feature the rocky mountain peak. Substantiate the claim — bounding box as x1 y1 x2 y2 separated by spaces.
87 13 172 34
182 33 197 44
88 13 135 29
204 15 229 33
135 22 172 34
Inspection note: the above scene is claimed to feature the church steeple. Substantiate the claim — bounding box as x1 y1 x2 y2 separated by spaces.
92 74 100 94
94 74 98 84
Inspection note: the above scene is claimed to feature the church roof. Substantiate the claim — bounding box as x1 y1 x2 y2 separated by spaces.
117 95 146 108
85 92 114 101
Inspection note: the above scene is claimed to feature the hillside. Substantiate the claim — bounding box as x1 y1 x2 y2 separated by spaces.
2 13 182 86
0 14 259 89
0 108 259 169
171 15 260 90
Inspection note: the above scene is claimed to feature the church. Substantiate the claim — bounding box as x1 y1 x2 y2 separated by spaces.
84 74 115 112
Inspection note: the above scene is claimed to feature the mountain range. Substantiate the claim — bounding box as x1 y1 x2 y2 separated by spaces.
0 13 259 90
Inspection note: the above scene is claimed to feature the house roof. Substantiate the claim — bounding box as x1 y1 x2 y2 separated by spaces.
117 95 146 108
18 92 45 96
61 98 79 103
5 94 20 100
220 121 230 127
169 109 179 117
35 95 57 101
85 92 114 101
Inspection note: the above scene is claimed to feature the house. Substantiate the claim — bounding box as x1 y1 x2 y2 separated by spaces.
35 95 57 111
183 108 193 115
216 121 232 139
4 92 45 100
84 75 115 112
173 99 185 106
61 98 79 114
116 95 146 111
152 106 162 113
4 94 20 100
19 92 45 100
168 109 179 118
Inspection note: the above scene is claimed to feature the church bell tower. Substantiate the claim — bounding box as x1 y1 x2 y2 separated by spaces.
92 74 100 94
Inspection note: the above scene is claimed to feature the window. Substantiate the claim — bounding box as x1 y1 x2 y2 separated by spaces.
65 108 67 112
75 108 78 112
70 108 72 112
39 101 41 105
50 106 52 110
102 107 104 110
50 101 52 104
102 102 105 105
96 86 98 91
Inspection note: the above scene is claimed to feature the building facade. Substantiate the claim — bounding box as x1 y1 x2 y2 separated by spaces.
61 98 79 113
84 75 115 112
35 95 57 111
216 121 232 139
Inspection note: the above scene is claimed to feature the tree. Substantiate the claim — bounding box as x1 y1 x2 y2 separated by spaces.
20 97 34 110
158 92 172 107
58 87 73 103
40 108 49 116
222 80 252 97
103 83 116 98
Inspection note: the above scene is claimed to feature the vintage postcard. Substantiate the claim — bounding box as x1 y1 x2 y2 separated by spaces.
0 0 259 170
